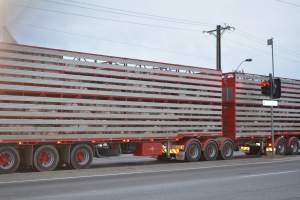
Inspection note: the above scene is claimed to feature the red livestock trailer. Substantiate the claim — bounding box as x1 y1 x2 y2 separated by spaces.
223 72 300 155
0 43 299 174
0 42 234 174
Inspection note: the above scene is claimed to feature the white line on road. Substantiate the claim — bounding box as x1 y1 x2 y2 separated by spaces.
240 170 298 179
0 157 299 185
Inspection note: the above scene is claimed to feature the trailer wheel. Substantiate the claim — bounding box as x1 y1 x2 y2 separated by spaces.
219 140 234 160
288 138 299 155
70 144 93 169
33 145 59 172
276 138 288 155
0 146 20 174
203 141 218 161
185 140 201 162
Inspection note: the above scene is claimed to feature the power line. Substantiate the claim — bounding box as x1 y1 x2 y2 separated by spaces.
12 3 205 33
224 35 300 64
274 0 300 8
41 0 213 27
237 29 300 59
16 21 212 63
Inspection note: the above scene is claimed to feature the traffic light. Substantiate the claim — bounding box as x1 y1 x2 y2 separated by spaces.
272 78 281 99
260 80 271 96
260 77 281 99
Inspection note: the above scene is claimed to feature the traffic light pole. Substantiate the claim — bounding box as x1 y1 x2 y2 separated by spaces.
268 38 275 157
270 74 275 157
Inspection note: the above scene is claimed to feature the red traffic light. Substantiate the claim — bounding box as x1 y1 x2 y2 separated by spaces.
260 80 270 87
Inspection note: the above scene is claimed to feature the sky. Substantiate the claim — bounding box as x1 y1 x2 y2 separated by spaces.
2 0 300 79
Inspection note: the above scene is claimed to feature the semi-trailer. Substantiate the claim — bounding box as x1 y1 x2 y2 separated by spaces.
0 42 299 174
223 72 300 155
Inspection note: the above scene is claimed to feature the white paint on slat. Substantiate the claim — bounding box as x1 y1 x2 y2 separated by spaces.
0 103 222 115
0 126 221 133
0 95 221 110
0 111 222 120
0 84 222 103
0 119 222 126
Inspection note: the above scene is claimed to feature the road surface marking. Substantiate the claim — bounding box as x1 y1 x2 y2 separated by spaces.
240 170 298 178
0 157 299 185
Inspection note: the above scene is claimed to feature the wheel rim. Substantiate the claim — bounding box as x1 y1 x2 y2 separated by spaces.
188 143 199 159
0 151 15 170
223 143 233 157
291 141 298 154
75 149 90 166
277 142 285 155
38 150 55 168
207 144 217 158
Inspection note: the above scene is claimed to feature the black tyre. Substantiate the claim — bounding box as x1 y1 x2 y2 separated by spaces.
219 140 234 160
276 138 288 155
0 146 20 174
185 141 201 162
288 139 300 155
33 145 59 172
203 141 218 161
70 144 93 169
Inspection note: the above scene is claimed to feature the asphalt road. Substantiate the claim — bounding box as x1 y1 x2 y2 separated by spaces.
0 155 300 200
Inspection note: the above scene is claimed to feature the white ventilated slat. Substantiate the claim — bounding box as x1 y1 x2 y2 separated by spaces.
0 84 222 103
236 111 300 117
0 126 221 133
0 95 222 110
0 111 222 120
0 119 221 126
237 127 300 131
0 59 222 92
236 114 300 123
0 103 222 115
236 122 300 126
236 106 300 113
0 132 221 140
0 43 221 75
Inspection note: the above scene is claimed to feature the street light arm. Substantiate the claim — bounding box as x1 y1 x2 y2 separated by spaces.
235 61 245 72
234 58 253 72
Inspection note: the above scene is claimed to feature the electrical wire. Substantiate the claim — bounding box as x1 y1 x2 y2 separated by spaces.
225 35 300 64
16 21 212 63
234 29 300 62
12 3 205 33
274 0 300 8
41 0 213 27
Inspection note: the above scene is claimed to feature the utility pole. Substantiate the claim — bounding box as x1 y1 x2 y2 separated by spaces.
203 24 235 71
